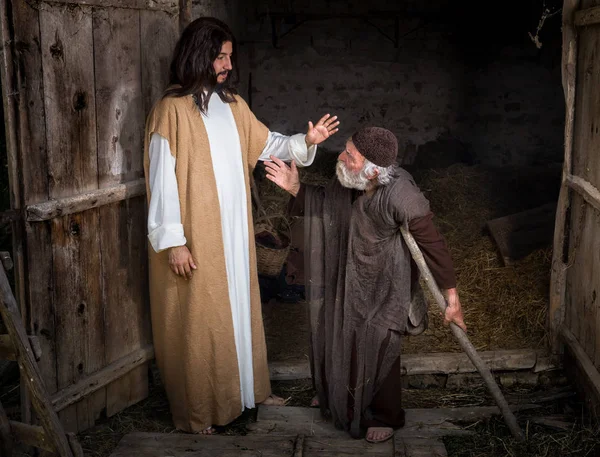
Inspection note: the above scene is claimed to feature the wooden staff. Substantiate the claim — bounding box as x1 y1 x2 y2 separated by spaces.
400 226 525 442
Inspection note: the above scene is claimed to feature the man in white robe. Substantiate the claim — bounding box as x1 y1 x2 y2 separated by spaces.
143 16 339 433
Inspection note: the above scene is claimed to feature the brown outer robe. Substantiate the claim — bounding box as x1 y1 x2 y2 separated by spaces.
290 169 456 437
143 93 271 432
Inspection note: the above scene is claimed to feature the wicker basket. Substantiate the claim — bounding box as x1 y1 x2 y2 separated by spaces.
254 214 291 278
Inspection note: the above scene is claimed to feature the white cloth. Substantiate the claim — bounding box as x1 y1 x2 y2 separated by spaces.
146 93 317 410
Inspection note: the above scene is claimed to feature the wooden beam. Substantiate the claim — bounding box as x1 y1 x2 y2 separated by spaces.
575 6 600 27
8 421 53 452
0 335 42 361
26 178 146 222
0 265 74 457
560 326 600 402
51 345 154 412
565 174 600 212
402 349 538 375
42 0 177 13
269 349 549 381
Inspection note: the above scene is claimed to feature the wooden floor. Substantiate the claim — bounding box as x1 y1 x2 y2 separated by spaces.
109 404 536 456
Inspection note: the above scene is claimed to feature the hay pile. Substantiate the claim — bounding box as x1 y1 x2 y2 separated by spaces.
254 157 558 354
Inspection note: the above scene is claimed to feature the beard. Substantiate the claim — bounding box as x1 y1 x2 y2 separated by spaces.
335 161 371 190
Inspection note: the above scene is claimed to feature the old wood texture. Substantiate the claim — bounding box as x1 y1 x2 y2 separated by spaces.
26 179 146 221
549 0 580 352
109 430 452 457
561 326 600 404
1 0 179 435
93 6 150 418
0 334 42 361
269 349 548 381
44 0 178 13
111 433 297 457
575 5 600 26
400 226 525 442
566 174 600 212
0 264 75 456
564 0 600 393
51 345 154 413
251 405 537 439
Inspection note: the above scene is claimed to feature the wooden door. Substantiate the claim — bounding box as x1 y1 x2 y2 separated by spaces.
0 0 180 433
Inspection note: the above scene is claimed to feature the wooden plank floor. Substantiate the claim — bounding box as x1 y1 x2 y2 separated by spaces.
109 404 536 456
109 432 448 456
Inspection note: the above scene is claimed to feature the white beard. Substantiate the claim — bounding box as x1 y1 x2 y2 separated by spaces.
335 161 371 190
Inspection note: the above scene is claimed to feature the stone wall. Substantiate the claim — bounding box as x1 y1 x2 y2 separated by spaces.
242 2 565 166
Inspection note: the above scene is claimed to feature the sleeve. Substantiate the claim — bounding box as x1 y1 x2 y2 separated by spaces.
258 132 317 167
287 183 307 217
147 133 187 253
408 212 457 289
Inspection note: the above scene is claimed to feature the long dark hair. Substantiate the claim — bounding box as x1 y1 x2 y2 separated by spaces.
163 17 239 113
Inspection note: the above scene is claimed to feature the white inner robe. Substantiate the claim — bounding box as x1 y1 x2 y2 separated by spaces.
147 93 316 411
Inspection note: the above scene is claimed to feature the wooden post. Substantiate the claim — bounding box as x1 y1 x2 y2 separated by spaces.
400 226 525 442
0 264 75 457
549 0 580 353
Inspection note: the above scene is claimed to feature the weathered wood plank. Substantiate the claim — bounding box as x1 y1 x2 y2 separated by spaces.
40 4 98 199
303 436 392 455
252 405 539 438
575 5 600 26
40 3 100 432
110 433 296 457
270 349 542 381
94 7 150 418
8 421 53 452
395 437 447 457
51 345 154 413
26 179 146 221
8 0 51 426
140 10 178 117
561 325 600 404
43 0 178 14
402 349 538 375
0 334 42 361
566 175 600 213
0 264 74 456
101 203 150 417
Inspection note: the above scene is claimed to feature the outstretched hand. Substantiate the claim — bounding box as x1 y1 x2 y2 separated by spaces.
444 288 467 332
306 114 340 147
264 156 300 197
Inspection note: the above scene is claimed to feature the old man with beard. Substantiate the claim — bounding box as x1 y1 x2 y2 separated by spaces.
264 127 466 443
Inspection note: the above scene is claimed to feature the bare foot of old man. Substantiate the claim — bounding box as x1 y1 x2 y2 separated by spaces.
365 427 394 443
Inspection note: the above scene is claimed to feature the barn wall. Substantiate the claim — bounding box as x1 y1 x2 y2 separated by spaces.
242 0 564 167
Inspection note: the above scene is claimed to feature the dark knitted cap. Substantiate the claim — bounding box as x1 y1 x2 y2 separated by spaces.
351 127 398 167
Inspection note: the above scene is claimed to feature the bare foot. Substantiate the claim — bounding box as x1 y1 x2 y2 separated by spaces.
260 394 289 406
200 426 216 435
310 395 319 407
365 427 394 443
